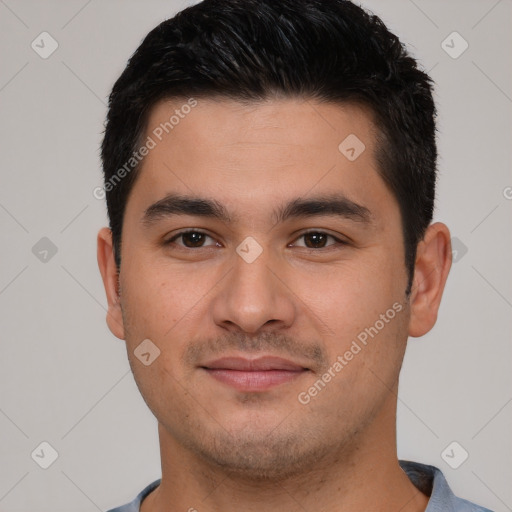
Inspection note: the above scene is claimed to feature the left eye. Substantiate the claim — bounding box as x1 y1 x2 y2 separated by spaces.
291 232 343 249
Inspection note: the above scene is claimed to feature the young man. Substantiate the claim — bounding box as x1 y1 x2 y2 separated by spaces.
97 1 492 510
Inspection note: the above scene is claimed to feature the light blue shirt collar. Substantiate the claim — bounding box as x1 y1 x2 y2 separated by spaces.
107 460 493 511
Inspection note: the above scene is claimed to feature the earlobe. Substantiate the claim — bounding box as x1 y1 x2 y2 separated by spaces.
408 222 452 338
97 227 126 340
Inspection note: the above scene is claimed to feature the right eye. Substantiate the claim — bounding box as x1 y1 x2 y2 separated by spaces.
164 230 221 249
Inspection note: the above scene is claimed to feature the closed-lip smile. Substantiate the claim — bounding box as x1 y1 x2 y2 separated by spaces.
200 355 309 391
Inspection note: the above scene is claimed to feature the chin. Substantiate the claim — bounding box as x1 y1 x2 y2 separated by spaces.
180 420 338 482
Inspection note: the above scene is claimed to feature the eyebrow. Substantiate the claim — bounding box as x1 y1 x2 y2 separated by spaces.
141 193 373 227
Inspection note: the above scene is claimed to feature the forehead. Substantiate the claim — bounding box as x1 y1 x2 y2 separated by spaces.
126 97 396 227
144 96 377 160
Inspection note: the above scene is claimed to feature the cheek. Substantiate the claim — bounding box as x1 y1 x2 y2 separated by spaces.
293 256 402 336
121 258 204 339
120 257 225 388
289 249 409 395
297 288 408 426
119 264 199 415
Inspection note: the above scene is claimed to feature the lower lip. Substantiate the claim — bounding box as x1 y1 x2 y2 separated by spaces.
203 368 307 392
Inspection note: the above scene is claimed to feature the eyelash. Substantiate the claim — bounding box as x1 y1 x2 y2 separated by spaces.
164 229 347 249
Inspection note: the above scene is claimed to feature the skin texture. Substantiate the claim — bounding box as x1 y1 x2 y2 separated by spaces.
97 98 452 512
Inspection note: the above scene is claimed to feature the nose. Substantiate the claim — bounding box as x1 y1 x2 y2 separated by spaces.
210 245 296 334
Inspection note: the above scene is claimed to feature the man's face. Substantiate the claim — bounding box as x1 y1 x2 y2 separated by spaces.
115 98 411 478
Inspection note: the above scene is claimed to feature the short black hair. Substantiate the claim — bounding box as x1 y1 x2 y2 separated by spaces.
101 0 437 295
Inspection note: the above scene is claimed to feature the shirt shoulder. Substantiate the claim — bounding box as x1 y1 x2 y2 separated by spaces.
399 460 494 512
106 479 161 512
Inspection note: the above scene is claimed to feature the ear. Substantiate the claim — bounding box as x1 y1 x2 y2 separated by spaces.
408 222 452 338
97 227 125 340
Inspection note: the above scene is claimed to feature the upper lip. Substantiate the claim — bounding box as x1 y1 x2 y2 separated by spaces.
201 356 307 371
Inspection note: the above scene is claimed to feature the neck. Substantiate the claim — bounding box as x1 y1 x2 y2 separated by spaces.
142 393 429 512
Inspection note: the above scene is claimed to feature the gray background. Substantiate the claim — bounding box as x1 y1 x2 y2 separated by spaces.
0 0 511 510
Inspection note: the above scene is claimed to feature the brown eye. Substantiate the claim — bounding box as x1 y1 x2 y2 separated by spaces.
303 232 329 248
166 230 218 248
292 231 345 249
181 232 206 247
